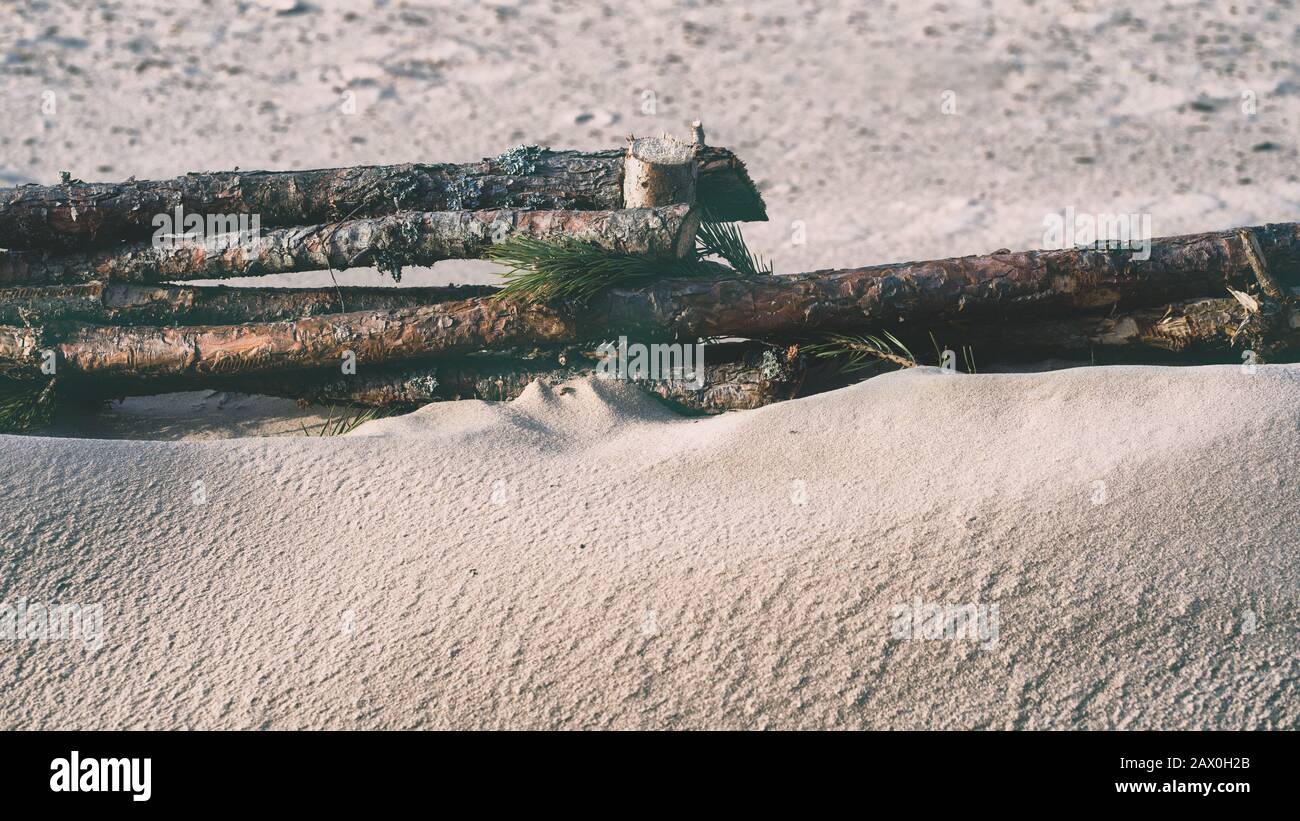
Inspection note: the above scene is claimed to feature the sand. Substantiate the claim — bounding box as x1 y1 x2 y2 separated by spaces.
2 2 1299 729
4 0 1298 281
2 366 1297 729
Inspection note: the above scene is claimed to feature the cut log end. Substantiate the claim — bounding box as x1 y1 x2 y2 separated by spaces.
623 136 698 209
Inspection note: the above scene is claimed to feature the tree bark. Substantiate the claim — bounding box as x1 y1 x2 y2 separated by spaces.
694 145 766 223
588 222 1300 337
5 223 1297 381
62 343 811 415
0 282 498 325
0 299 576 379
11 291 1293 384
930 297 1300 361
0 205 699 285
0 144 765 251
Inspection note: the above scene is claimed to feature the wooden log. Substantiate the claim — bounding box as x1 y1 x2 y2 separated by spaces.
0 205 699 286
325 344 809 413
0 282 498 325
0 299 576 380
0 144 765 252
11 289 1294 385
929 296 1300 361
694 145 766 224
59 343 811 415
5 222 1297 381
588 222 1300 338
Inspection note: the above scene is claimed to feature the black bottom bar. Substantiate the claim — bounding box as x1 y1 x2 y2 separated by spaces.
0 730 1284 808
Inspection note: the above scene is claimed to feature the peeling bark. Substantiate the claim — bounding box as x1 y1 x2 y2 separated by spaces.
0 146 764 251
0 205 698 285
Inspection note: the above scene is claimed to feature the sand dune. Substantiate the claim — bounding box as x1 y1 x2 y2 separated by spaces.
2 365 1296 729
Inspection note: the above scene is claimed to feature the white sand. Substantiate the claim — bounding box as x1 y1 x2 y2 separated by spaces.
2 366 1297 729
2 2 1299 728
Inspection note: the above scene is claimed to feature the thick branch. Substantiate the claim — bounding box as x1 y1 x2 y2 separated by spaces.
0 205 698 285
0 282 497 325
63 343 810 415
589 223 1300 336
0 145 764 251
6 223 1298 381
0 300 573 379
933 297 1300 361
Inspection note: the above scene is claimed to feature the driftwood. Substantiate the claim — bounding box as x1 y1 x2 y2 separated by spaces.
0 144 765 252
0 205 699 285
0 282 497 325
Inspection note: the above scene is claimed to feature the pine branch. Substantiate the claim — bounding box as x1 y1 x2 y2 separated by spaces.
695 215 772 276
486 209 772 303
0 378 57 433
487 236 706 303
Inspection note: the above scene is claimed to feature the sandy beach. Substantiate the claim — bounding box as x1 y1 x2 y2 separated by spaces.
1 366 1297 729
2 1 1298 730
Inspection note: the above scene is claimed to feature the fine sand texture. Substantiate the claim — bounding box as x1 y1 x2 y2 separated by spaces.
2 366 1297 729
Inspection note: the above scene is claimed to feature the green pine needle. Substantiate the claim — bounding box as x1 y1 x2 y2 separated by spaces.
300 404 391 437
806 331 918 371
696 216 772 276
488 236 704 303
487 210 773 304
0 379 58 433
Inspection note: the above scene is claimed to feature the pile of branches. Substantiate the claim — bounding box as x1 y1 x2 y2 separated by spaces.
2 129 1298 433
